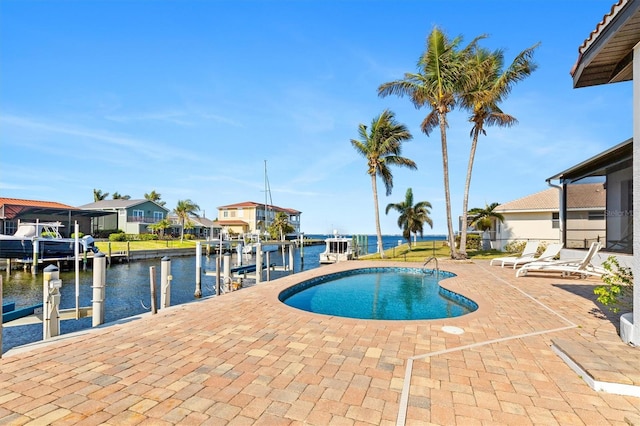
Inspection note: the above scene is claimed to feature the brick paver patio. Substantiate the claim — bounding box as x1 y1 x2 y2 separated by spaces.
1 259 638 425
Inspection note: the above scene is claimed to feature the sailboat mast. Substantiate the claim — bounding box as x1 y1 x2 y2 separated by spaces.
264 160 273 230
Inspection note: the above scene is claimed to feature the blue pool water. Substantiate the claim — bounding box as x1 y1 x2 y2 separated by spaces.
279 267 478 320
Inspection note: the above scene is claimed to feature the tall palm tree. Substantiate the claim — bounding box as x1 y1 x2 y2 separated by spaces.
93 189 109 201
174 199 200 242
378 27 483 259
350 109 417 258
457 44 539 257
385 188 433 248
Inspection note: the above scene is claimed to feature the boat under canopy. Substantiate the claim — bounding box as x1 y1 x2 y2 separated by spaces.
0 222 98 259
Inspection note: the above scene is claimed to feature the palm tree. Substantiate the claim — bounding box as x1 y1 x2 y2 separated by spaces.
145 190 166 206
268 211 294 241
469 202 504 231
385 188 433 248
350 109 417 258
378 27 484 259
148 218 171 238
457 44 539 257
173 199 200 242
93 189 109 201
112 192 131 200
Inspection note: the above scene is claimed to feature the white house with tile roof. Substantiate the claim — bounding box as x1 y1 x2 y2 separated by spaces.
493 183 606 251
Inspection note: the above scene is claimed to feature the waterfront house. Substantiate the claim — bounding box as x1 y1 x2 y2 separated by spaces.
79 199 170 235
166 214 221 239
0 197 102 237
493 183 606 251
569 0 638 344
216 201 301 238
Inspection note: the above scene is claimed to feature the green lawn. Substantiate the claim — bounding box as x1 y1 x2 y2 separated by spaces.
359 240 506 262
95 238 509 262
95 239 200 252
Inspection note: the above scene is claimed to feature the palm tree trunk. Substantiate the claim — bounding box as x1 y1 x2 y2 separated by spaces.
459 134 479 259
371 174 385 258
438 113 458 259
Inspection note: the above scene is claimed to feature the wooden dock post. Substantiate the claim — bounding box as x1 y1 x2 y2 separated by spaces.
149 266 157 314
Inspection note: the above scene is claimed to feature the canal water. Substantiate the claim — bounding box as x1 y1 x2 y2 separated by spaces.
2 235 444 353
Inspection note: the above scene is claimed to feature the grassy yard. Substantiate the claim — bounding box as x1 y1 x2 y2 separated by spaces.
95 238 508 262
360 240 506 262
95 239 200 252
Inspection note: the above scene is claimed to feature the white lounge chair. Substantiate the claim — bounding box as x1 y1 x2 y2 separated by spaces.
490 240 540 268
516 242 604 278
507 242 564 269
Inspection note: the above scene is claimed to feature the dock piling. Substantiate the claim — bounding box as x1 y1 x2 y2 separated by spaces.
43 265 61 339
149 266 157 314
92 253 106 327
195 242 202 298
256 244 262 284
160 257 171 309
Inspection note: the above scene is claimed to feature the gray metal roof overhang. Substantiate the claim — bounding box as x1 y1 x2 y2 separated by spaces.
11 207 113 220
547 138 632 183
571 0 640 88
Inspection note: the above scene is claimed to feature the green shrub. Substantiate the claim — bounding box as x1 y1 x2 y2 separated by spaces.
455 233 480 250
184 234 194 240
109 233 127 242
94 229 122 238
503 240 548 255
504 240 525 253
594 256 633 313
139 233 158 241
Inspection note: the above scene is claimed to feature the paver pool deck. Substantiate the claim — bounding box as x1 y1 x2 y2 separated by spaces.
1 259 639 425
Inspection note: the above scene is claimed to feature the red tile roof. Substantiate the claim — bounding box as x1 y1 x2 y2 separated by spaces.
217 201 301 214
0 197 78 210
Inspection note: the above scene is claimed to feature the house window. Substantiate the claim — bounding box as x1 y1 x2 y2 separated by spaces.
552 212 559 229
153 211 164 221
237 208 244 218
4 220 17 235
133 210 144 219
223 211 229 218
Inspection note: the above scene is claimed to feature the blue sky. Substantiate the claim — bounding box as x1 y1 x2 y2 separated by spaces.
1 1 632 235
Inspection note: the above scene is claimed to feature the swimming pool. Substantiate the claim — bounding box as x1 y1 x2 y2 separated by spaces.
279 267 478 320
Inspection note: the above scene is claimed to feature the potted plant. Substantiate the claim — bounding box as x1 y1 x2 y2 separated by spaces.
594 256 634 344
